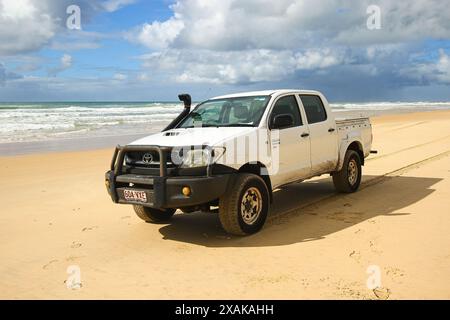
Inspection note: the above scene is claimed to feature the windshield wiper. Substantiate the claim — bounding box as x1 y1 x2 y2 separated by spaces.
219 123 254 127
199 124 221 127
181 124 219 128
181 123 254 128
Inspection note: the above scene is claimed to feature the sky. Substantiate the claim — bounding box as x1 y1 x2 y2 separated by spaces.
0 0 449 102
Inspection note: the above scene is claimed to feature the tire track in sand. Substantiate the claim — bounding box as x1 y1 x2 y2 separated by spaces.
267 148 450 225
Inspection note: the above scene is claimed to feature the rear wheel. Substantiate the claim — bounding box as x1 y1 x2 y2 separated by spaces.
219 174 269 235
133 205 176 223
333 150 362 193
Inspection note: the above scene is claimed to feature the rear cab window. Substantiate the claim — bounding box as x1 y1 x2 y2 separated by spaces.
299 95 327 124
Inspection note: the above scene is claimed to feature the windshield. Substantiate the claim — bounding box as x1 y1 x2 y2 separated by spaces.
177 95 270 128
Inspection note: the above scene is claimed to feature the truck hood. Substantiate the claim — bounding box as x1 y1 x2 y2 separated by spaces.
129 127 257 147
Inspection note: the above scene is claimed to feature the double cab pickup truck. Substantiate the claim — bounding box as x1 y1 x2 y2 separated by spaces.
105 90 373 235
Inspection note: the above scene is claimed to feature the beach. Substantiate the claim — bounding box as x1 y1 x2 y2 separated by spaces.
1 109 450 299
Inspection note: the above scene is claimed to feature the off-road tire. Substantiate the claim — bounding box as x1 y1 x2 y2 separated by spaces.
219 173 269 236
133 205 176 223
333 149 362 193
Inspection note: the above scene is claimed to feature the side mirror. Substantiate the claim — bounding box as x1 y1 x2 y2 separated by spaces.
271 114 294 129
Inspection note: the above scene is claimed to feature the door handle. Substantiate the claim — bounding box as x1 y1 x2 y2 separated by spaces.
301 133 309 138
328 128 335 132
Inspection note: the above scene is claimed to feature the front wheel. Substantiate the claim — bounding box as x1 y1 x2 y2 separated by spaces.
133 205 176 223
332 150 362 193
219 174 269 236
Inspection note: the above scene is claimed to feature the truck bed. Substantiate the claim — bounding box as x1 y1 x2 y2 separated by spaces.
335 116 372 158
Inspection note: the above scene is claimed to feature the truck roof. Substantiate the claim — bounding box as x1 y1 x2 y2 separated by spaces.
211 89 322 100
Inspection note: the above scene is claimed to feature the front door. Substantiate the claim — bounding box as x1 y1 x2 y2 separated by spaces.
268 95 311 187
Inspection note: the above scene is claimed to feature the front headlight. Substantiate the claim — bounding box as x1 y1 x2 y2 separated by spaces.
180 147 225 168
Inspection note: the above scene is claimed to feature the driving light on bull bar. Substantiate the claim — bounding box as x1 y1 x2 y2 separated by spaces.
182 186 191 196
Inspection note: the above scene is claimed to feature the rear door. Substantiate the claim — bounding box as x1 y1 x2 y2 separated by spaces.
268 94 311 187
298 94 338 174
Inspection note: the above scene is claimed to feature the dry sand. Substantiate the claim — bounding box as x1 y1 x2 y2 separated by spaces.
1 110 450 299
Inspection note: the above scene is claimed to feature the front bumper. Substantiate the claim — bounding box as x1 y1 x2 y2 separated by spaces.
105 145 232 209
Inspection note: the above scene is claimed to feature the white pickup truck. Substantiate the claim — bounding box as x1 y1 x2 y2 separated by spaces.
106 90 373 235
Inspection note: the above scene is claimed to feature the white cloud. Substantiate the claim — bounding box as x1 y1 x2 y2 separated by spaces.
131 18 185 49
132 0 450 51
113 73 127 80
140 48 343 84
0 0 56 56
102 0 136 12
137 73 149 81
335 1 450 45
48 54 72 76
61 54 72 68
0 0 135 56
1 0 36 19
434 51 450 84
295 49 344 70
128 0 450 86
402 49 450 85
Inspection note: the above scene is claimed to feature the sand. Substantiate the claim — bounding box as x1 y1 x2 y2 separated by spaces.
1 110 449 299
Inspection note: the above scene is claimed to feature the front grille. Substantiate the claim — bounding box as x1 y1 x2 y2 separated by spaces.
125 150 176 169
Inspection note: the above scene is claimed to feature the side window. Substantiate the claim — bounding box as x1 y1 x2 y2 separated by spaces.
269 95 302 129
300 95 327 124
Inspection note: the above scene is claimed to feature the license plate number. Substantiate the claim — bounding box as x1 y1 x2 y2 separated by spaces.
123 189 147 203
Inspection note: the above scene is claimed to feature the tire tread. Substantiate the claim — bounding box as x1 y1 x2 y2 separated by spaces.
219 174 269 235
333 150 361 193
133 205 175 223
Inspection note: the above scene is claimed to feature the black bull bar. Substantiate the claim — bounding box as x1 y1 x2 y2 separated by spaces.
105 145 231 209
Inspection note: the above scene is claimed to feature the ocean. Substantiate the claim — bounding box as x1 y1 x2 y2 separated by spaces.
1 101 450 144
0 102 183 143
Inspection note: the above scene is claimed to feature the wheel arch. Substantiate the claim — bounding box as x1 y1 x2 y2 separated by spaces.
347 141 365 165
336 139 365 171
238 162 273 203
